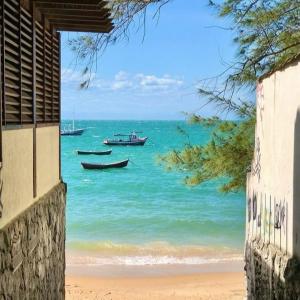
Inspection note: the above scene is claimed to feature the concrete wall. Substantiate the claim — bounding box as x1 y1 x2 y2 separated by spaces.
0 125 60 229
0 128 34 230
36 126 60 197
246 60 300 298
247 60 300 256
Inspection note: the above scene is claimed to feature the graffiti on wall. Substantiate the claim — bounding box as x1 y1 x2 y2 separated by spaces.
257 82 264 102
274 201 286 232
252 137 261 180
257 214 261 227
248 197 252 222
257 82 264 122
253 193 257 221
263 206 273 237
248 191 288 251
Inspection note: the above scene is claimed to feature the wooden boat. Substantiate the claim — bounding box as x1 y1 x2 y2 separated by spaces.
77 149 112 155
103 132 147 146
81 159 129 170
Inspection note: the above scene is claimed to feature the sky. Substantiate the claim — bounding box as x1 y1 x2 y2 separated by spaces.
61 0 236 120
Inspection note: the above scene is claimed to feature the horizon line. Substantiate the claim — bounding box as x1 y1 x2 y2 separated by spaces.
61 119 188 121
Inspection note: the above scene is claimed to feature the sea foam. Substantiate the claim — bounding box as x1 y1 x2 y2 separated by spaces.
67 254 243 266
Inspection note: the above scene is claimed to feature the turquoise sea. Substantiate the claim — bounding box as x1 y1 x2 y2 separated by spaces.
62 120 245 265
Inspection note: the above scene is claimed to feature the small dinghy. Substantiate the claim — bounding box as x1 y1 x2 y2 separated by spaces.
77 149 112 155
81 159 129 170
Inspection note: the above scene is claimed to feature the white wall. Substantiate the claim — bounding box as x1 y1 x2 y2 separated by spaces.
247 60 300 257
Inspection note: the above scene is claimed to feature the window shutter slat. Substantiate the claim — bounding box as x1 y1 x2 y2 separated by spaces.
1 0 60 125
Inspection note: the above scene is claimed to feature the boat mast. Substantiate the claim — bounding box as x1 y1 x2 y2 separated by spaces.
72 106 75 131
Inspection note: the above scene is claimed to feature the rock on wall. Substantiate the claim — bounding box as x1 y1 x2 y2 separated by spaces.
0 183 66 299
245 241 300 300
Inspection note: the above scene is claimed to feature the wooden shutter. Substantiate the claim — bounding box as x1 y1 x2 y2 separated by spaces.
0 1 2 165
0 1 3 123
2 0 34 125
20 7 34 123
1 0 60 125
35 20 60 124
52 35 60 123
44 30 52 122
35 21 44 123
3 0 21 124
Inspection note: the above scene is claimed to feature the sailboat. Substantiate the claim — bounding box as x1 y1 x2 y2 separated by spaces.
61 120 85 136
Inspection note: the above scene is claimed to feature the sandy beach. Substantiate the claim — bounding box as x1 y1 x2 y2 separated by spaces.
65 258 245 300
66 271 245 300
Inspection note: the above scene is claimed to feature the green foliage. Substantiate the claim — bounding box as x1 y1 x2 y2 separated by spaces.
159 112 255 193
159 0 300 193
209 0 300 84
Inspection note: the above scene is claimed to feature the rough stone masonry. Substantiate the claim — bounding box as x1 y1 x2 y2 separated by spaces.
0 183 66 299
245 240 300 300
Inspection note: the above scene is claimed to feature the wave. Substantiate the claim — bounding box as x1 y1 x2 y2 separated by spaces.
66 254 243 266
66 240 243 266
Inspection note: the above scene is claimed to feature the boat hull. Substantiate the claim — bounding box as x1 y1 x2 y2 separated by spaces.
77 150 112 155
81 159 129 170
61 128 84 136
103 138 147 146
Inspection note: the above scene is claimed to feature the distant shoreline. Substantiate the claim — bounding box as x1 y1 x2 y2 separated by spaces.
61 119 187 122
61 118 240 122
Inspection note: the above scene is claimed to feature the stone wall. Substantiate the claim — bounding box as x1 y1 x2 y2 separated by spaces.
245 240 300 299
0 182 66 299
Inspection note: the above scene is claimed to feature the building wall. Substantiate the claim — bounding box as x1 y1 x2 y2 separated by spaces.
0 1 66 297
0 128 34 228
0 183 66 299
36 126 60 197
246 60 300 298
0 126 60 229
